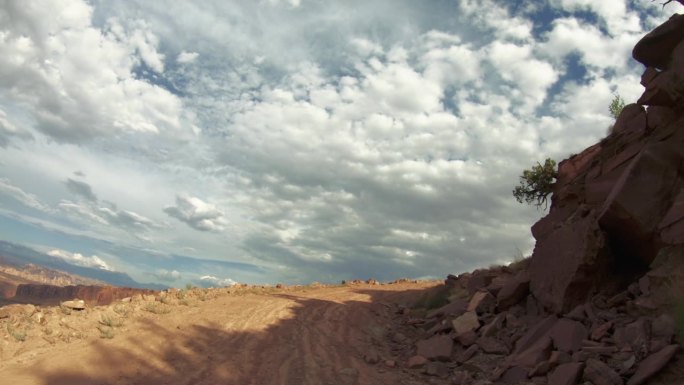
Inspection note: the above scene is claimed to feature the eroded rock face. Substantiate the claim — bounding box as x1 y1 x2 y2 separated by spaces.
13 284 155 306
395 13 684 385
527 17 684 313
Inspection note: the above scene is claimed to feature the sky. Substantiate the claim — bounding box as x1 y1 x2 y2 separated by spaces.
0 0 680 288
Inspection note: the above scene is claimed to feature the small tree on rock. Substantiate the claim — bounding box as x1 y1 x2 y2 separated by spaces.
609 94 625 120
512 158 557 209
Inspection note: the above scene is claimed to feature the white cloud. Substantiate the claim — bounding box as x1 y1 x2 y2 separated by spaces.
0 108 32 147
0 0 666 284
0 0 186 142
155 268 181 282
199 275 237 287
177 50 199 64
48 248 113 271
0 178 51 212
164 195 225 232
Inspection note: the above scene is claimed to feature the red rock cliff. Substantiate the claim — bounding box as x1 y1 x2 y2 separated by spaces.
528 14 684 313
12 284 156 306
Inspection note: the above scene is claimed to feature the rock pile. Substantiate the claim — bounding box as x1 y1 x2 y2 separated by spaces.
390 12 684 385
395 260 681 385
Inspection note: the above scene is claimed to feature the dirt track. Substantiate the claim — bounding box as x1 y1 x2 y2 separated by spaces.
0 282 440 385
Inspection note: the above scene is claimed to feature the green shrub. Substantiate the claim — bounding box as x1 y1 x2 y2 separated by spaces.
99 314 124 327
7 325 27 342
97 325 115 339
413 286 450 310
512 158 557 209
609 93 625 120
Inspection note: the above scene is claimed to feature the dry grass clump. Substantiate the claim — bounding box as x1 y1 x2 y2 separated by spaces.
99 314 124 328
97 325 115 339
7 324 27 342
142 303 172 314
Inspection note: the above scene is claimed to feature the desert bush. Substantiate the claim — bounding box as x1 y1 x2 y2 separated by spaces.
7 325 27 342
97 325 115 339
512 158 557 209
112 304 131 317
413 285 450 310
609 93 625 120
99 314 124 327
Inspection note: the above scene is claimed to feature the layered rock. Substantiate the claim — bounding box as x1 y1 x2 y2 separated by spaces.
13 284 155 306
391 12 684 385
529 12 684 314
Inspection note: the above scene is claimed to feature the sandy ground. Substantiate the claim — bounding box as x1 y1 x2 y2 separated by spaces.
0 282 440 385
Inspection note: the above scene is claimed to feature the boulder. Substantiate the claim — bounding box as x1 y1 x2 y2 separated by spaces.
627 345 679 385
497 274 530 310
467 270 497 295
500 366 528 384
452 311 480 335
530 211 609 313
548 362 584 385
476 337 509 355
611 104 647 135
632 13 684 69
61 299 86 310
406 355 428 369
583 359 623 385
598 142 682 267
416 334 453 361
549 319 588 353
468 290 497 314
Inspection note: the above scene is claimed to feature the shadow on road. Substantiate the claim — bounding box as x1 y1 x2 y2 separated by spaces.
23 285 435 385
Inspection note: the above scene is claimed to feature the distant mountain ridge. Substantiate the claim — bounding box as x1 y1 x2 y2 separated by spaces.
0 240 167 290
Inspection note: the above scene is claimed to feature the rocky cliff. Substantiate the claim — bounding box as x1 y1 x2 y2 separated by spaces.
393 12 684 385
529 13 684 314
12 284 156 306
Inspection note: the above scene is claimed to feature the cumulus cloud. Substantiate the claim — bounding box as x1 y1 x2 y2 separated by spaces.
177 51 199 64
155 269 181 282
0 0 667 284
164 195 225 232
0 0 186 142
48 248 112 271
199 275 236 287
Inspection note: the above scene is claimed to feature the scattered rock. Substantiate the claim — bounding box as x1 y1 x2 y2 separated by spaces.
416 335 453 361
424 361 450 378
497 275 530 310
627 345 679 385
452 311 480 335
583 359 623 385
60 299 86 310
550 318 588 353
468 290 497 315
549 362 584 385
407 355 428 369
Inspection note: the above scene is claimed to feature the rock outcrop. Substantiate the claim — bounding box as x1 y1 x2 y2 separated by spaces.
392 12 684 385
529 13 684 314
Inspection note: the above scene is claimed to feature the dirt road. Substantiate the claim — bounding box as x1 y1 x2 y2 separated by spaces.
0 282 440 385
